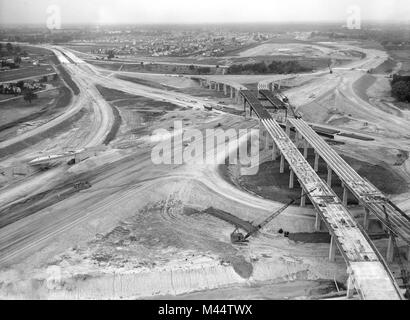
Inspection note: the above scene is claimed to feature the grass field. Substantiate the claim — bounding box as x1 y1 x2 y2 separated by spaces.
0 65 54 82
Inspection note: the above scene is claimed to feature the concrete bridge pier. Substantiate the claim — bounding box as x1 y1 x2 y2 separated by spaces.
272 142 278 161
363 208 370 231
300 187 306 207
295 131 300 147
285 122 291 136
289 169 294 189
346 269 356 299
230 86 234 99
243 100 247 118
315 211 322 231
239 93 244 105
223 84 227 95
342 184 349 206
329 235 338 262
280 154 285 173
303 141 309 159
264 129 270 150
314 152 319 172
327 166 333 187
386 235 395 263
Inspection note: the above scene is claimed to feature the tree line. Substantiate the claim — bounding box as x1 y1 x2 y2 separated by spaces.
391 75 410 103
227 60 311 75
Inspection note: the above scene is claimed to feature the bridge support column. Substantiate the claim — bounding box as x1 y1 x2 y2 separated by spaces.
272 143 278 161
386 235 395 263
315 212 321 231
300 188 306 207
329 235 337 262
289 169 294 189
342 185 348 207
285 123 291 136
230 86 233 99
223 84 227 95
346 271 356 299
303 141 308 159
295 132 300 146
265 131 270 150
244 100 247 118
280 154 285 173
314 152 319 172
327 166 333 187
363 208 370 231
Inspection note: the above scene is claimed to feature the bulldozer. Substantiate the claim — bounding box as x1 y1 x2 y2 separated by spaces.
230 188 316 244
73 181 92 191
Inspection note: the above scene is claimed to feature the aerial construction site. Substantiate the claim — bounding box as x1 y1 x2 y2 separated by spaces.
0 0 410 301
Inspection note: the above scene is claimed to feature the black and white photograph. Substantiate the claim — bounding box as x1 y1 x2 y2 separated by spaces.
0 0 409 304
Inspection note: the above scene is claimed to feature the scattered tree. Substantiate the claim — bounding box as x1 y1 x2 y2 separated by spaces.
391 81 410 102
24 90 38 104
6 42 13 53
107 51 115 60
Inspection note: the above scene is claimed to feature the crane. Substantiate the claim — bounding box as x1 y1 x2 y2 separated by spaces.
231 188 317 244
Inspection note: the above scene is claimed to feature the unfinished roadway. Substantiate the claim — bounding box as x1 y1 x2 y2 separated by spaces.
240 90 403 300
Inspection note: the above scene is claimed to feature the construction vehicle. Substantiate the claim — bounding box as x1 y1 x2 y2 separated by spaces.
231 188 316 244
328 59 334 74
73 181 91 191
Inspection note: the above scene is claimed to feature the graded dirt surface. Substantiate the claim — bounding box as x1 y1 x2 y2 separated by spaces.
0 40 409 300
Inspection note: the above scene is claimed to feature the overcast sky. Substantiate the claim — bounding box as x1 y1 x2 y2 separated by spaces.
0 0 409 25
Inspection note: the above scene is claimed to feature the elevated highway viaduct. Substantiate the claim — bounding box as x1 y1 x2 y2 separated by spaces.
239 89 404 300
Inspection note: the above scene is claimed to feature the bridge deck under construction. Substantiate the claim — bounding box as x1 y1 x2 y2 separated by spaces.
241 90 402 300
288 118 410 245
259 89 287 109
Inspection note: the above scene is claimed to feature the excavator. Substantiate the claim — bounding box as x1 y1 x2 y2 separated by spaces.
231 188 316 244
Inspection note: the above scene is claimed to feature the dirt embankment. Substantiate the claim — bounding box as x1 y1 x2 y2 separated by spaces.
0 86 72 135
0 109 85 159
